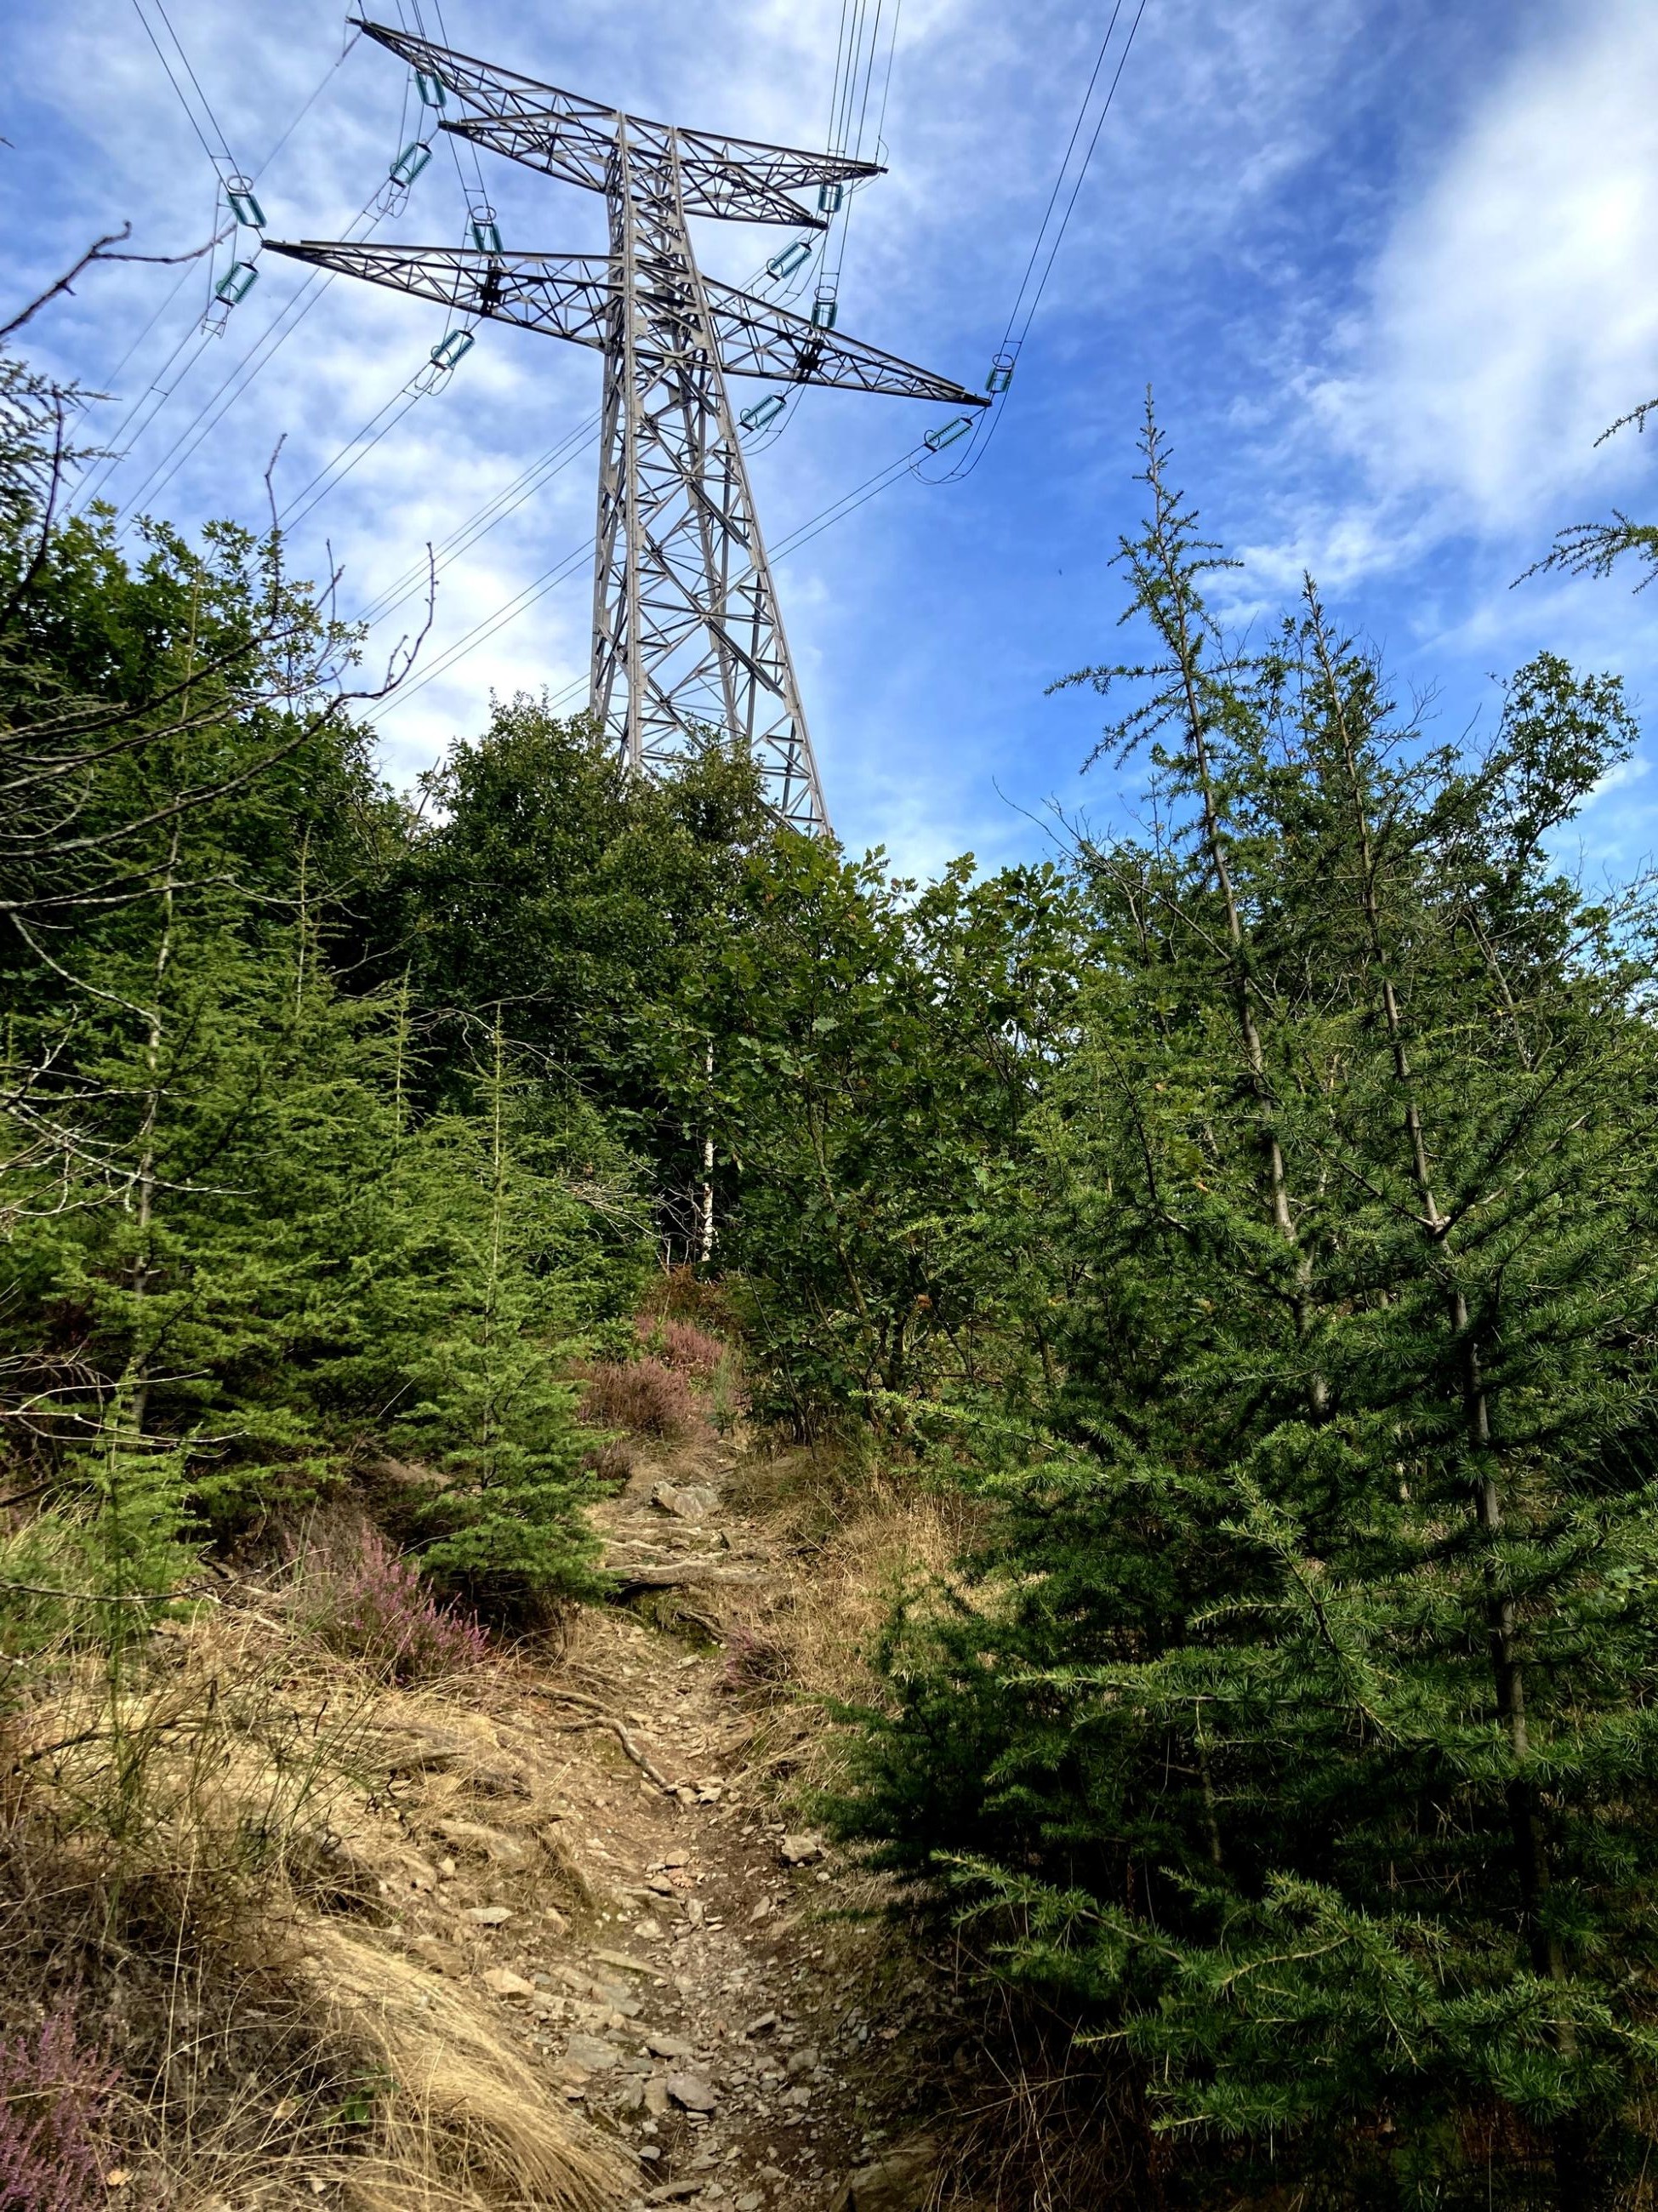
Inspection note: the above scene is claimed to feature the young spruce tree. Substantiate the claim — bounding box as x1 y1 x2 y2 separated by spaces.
840 414 1658 2210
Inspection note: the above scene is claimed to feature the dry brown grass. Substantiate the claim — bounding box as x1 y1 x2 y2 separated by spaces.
297 1924 629 2212
0 1583 630 2212
695 1444 984 1789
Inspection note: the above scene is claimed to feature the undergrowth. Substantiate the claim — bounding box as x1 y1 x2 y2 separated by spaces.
293 1523 490 1683
578 1354 699 1440
0 2006 115 2212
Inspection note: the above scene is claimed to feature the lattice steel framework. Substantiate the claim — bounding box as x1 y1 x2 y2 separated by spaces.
269 20 985 835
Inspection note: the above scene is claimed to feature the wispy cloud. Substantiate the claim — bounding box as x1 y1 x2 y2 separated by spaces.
1306 0 1658 543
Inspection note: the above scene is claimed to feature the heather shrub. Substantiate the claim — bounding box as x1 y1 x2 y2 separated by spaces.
716 1622 793 1701
0 2006 115 2212
298 1526 489 1682
635 1315 725 1379
578 1356 697 1439
581 1436 637 1484
638 1266 730 1327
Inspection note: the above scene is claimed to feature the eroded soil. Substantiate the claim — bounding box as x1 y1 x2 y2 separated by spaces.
353 1437 963 2211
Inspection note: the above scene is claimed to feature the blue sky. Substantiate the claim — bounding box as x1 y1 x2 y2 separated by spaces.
6 0 1658 880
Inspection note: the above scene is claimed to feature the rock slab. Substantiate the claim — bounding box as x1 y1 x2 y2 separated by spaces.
664 2072 720 2113
832 2136 942 2212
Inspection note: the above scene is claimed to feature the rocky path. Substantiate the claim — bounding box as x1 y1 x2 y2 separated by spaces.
418 1440 959 2212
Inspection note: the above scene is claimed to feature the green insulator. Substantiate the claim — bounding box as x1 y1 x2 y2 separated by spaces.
225 178 266 230
390 140 433 187
430 328 476 372
214 259 259 305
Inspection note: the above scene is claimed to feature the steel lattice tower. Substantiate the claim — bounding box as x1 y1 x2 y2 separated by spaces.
271 20 986 835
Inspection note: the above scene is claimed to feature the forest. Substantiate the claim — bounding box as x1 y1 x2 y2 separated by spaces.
7 316 1658 2212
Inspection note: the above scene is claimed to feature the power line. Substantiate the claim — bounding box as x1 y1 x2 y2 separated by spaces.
76 316 216 510
816 0 896 306
364 430 933 725
349 413 603 628
366 535 595 716
281 386 426 530
112 264 335 522
920 0 1153 487
103 12 494 533
111 196 388 525
100 257 198 388
130 0 229 172
996 0 1126 358
252 31 361 181
1013 0 1151 353
84 17 364 512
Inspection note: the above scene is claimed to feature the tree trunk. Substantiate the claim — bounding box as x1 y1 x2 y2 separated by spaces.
1146 470 1325 1417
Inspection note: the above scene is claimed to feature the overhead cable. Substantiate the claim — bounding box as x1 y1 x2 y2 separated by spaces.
1009 0 1151 353
347 413 603 629
918 0 1152 487
130 0 235 174
111 192 390 525
85 17 363 510
364 430 934 725
252 31 362 181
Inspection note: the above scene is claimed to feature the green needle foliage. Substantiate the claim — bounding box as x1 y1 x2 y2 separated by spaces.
0 349 652 1632
385 1023 608 1610
830 416 1658 2208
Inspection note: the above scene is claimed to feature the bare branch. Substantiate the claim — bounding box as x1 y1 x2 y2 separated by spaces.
0 222 228 343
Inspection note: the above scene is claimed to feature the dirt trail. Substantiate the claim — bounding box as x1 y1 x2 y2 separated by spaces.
385 1434 960 2212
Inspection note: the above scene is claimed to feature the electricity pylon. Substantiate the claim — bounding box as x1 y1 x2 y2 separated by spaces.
269 20 985 835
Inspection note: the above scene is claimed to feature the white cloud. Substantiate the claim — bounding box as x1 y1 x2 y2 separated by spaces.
1311 0 1658 538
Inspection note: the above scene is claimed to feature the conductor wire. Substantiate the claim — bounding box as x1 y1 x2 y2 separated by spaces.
919 0 1151 487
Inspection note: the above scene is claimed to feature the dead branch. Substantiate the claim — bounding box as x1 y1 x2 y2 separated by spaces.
544 1712 680 1794
0 223 227 343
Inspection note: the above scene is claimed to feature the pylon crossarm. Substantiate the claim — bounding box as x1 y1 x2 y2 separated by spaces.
266 242 987 408
439 112 645 205
700 277 989 402
447 113 879 225
357 18 878 219
356 18 619 134
676 127 881 201
265 241 615 346
442 112 619 200
448 114 861 228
